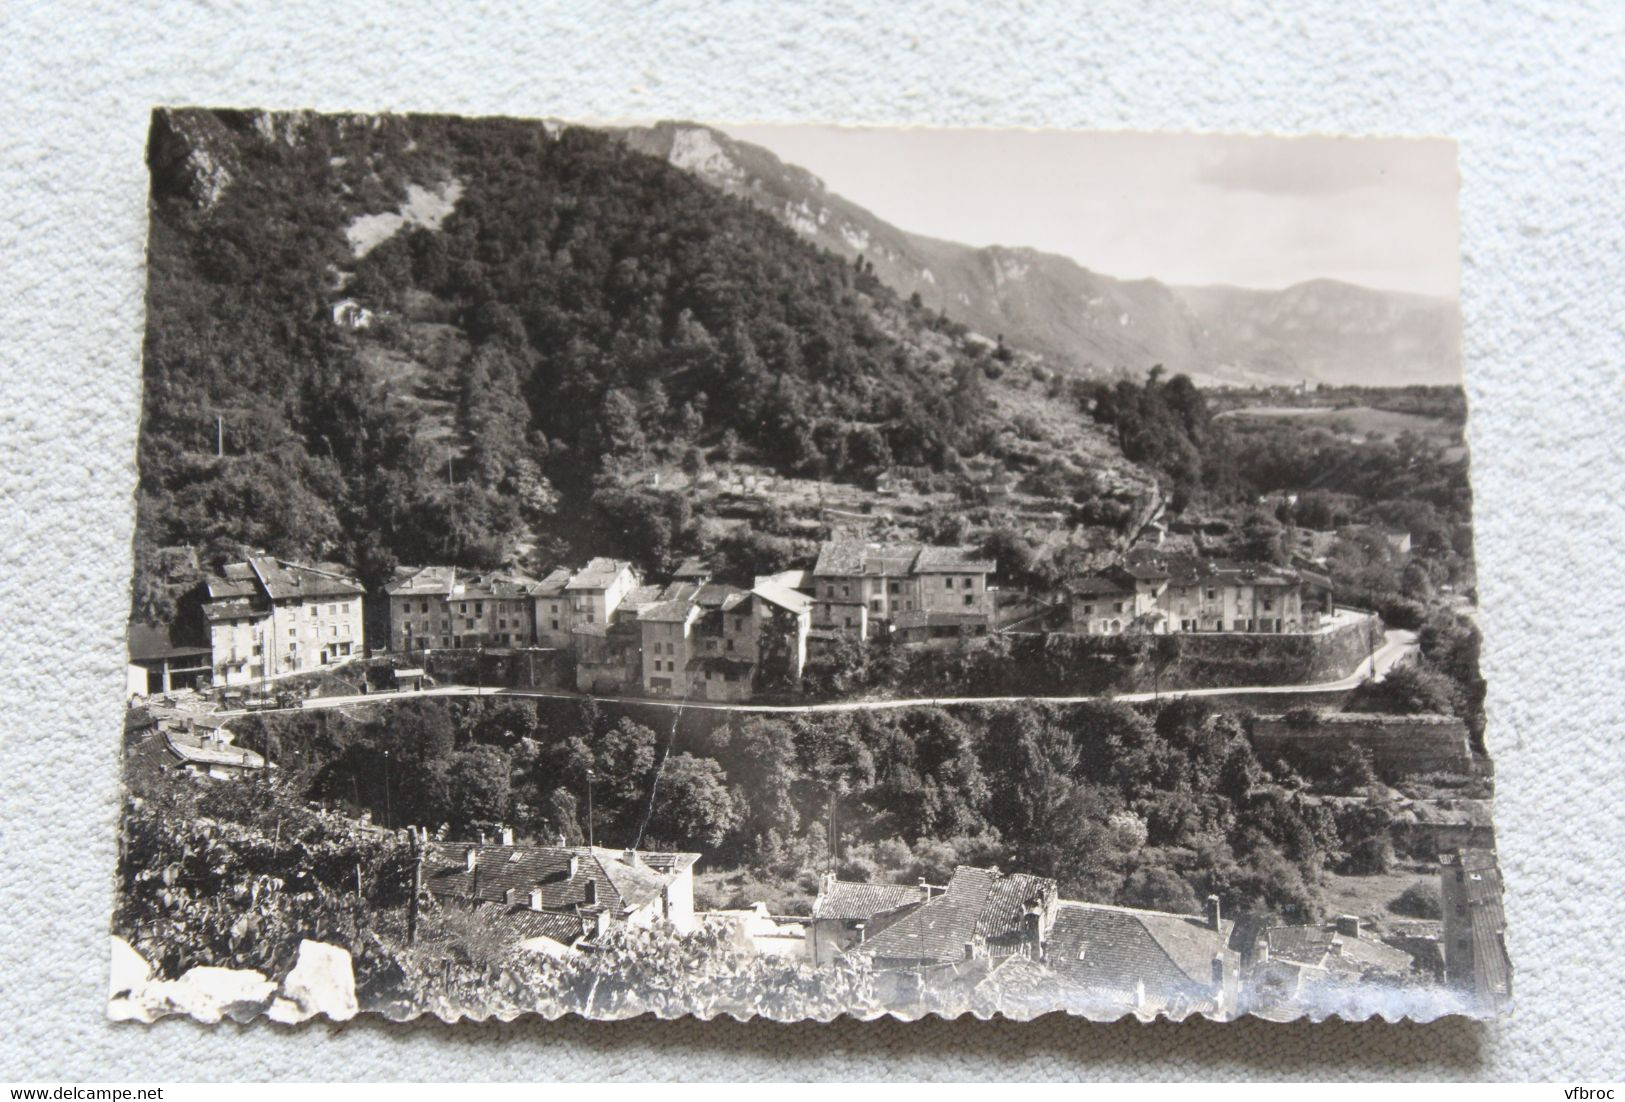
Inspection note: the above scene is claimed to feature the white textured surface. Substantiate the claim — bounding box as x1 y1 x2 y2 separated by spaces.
2 0 1622 1081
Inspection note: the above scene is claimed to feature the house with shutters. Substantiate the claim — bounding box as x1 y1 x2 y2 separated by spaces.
1068 551 1333 636
385 566 540 650
810 541 995 645
421 839 701 950
202 556 365 684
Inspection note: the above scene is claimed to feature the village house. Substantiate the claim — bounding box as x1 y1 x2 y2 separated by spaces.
384 565 459 652
856 865 1059 972
421 839 700 950
128 709 267 780
385 566 539 650
202 556 365 684
1068 551 1332 636
563 557 641 630
1044 895 1240 1019
826 863 1240 1019
631 578 813 701
1440 848 1512 1015
125 621 212 697
529 566 577 649
806 873 933 965
446 571 538 648
810 541 995 643
1245 914 1413 1018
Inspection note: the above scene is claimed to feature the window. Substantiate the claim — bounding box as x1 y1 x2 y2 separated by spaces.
824 586 835 598
288 628 296 638
329 604 337 615
498 619 507 629
963 577 973 589
309 606 318 618
1262 598 1274 611
459 603 467 614
475 602 484 616
841 585 850 598
889 581 900 595
726 639 735 652
944 578 953 590
551 619 559 630
1206 588 1217 600
330 625 337 637
1082 604 1094 615
871 599 882 612
465 618 475 630
964 594 974 606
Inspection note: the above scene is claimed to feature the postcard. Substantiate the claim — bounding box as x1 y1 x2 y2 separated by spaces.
112 110 1504 1024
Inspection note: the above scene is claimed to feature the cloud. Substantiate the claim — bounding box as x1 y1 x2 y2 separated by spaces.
1196 136 1457 198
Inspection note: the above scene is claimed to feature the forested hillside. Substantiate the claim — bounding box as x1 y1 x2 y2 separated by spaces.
134 110 999 620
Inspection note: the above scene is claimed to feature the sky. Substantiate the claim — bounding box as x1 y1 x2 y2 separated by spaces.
719 125 1459 299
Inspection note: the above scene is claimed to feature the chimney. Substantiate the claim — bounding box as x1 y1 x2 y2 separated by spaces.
464 847 478 873
1205 894 1222 931
623 848 640 868
583 879 597 905
529 887 544 912
567 854 580 879
557 832 567 847
963 942 976 961
501 827 515 846
1335 914 1361 939
1211 955 1226 990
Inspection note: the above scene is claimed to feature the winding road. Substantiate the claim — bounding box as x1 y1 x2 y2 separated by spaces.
214 630 1417 719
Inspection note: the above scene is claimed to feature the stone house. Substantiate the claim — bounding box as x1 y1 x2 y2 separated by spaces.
203 556 365 684
385 566 538 650
422 840 701 949
806 873 933 965
1069 552 1329 636
811 541 995 642
384 565 459 653
1044 895 1240 1020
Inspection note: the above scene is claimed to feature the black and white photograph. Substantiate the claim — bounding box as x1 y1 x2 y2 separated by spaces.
112 110 1506 1025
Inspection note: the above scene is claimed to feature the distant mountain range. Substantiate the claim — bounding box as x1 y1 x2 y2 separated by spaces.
616 122 1462 387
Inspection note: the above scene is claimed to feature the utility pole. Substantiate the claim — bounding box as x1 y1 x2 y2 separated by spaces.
216 414 224 458
383 749 393 830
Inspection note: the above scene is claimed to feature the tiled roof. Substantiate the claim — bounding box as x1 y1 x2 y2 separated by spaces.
1262 923 1413 976
813 541 922 578
750 580 813 615
1451 849 1510 1005
811 880 930 922
859 866 1057 966
1070 574 1136 597
245 555 364 600
385 565 458 596
423 843 695 916
530 567 575 597
458 571 540 600
202 596 260 622
484 905 591 947
566 557 632 590
639 599 697 624
126 622 210 662
1045 901 1231 1008
913 546 996 573
144 727 266 771
694 583 750 611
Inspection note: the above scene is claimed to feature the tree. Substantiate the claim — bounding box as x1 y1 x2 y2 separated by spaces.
1119 867 1201 914
645 754 740 849
446 745 512 831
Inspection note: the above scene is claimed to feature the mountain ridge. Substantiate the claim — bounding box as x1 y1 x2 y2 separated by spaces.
614 121 1461 387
